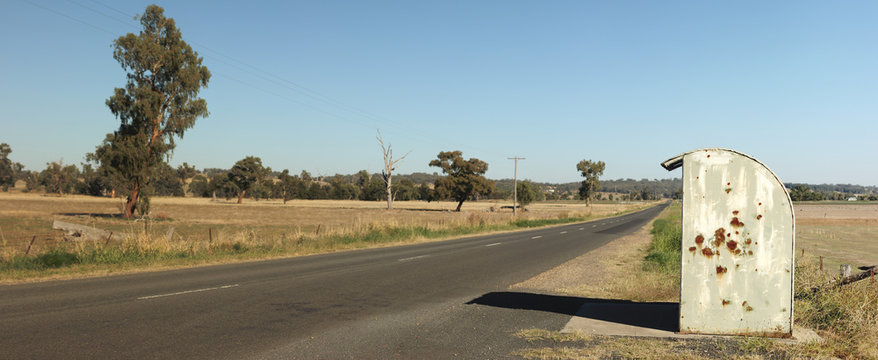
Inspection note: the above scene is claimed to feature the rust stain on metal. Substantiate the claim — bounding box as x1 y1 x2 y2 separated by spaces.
713 228 726 246
664 148 795 337
726 240 738 252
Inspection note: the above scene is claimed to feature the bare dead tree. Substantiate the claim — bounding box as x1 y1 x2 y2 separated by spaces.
377 131 411 210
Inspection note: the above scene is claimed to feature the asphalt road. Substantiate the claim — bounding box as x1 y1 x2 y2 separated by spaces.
0 204 666 359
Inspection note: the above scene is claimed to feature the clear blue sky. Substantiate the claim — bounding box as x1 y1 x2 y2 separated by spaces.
2 1 876 185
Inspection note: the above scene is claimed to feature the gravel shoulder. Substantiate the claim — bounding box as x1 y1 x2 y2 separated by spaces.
511 220 656 299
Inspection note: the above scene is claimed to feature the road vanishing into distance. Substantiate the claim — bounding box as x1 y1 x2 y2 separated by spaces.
1 204 666 359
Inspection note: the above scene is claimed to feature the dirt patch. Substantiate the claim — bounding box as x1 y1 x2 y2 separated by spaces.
512 219 661 300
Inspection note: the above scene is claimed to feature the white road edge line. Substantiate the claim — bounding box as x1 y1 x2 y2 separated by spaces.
531 236 542 239
398 255 430 262
138 284 239 300
484 242 501 247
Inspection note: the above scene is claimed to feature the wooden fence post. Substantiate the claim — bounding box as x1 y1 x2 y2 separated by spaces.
25 235 36 256
105 232 113 246
165 227 175 242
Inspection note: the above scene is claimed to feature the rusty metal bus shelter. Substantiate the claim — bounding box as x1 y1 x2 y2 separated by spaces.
662 148 795 337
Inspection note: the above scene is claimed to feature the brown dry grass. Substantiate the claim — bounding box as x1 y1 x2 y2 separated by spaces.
512 328 771 360
795 203 878 272
0 192 651 260
795 203 878 220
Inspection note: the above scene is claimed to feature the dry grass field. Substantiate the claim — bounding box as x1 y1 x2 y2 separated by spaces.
0 192 651 262
795 203 878 271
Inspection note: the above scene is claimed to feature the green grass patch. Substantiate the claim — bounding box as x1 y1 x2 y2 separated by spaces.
643 202 682 274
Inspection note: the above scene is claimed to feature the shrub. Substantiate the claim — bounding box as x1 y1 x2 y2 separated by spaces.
35 249 80 268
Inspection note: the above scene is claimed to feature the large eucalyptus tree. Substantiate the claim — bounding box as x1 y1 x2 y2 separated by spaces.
93 5 210 218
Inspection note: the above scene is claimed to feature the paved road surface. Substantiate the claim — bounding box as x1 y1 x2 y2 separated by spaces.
0 204 666 359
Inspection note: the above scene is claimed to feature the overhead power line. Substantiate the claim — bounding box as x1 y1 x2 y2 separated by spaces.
23 0 516 165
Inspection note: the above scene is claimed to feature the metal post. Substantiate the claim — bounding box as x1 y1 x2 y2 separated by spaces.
508 157 525 217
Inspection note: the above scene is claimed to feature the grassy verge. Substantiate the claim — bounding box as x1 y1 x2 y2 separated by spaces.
793 256 878 359
513 200 878 359
0 208 641 282
590 202 682 302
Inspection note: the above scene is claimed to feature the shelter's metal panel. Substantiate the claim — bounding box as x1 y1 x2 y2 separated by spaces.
668 149 794 337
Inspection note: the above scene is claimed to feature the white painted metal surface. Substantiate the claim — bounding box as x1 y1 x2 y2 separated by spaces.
662 148 795 337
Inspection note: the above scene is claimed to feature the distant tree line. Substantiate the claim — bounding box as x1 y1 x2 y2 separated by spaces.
787 184 878 201
534 178 684 201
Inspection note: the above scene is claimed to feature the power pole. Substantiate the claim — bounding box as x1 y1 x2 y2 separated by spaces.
508 157 525 217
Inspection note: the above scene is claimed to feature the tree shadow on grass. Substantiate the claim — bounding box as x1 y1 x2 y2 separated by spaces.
467 291 679 332
54 212 122 219
394 208 454 213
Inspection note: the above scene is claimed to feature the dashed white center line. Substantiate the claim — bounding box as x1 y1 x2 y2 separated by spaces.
398 255 430 262
578 228 584 231
138 284 239 300
592 225 597 228
531 235 543 239
484 242 501 247
560 231 567 234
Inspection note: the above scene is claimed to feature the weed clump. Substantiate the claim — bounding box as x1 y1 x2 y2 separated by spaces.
35 248 80 268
